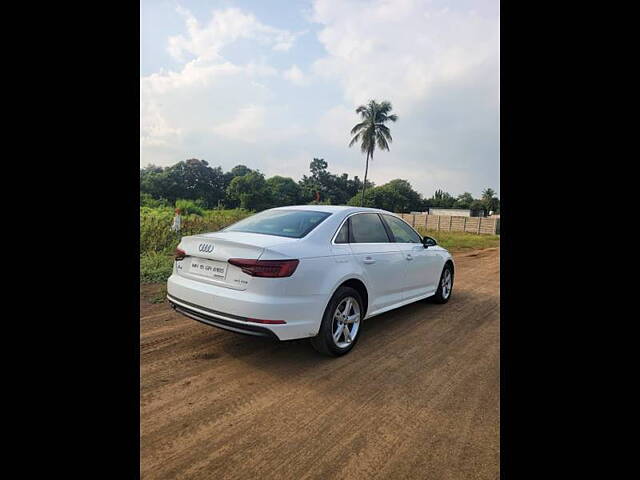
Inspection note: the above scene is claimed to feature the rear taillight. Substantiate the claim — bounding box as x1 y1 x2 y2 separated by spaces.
228 258 299 278
175 248 186 261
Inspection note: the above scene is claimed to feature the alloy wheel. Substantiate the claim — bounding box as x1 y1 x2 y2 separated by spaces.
441 269 452 299
332 296 361 348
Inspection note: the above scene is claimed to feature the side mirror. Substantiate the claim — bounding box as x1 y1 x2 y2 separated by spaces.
422 236 437 248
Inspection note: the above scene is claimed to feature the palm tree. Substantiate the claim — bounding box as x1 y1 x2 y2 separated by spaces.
481 188 496 202
481 188 499 215
349 100 398 206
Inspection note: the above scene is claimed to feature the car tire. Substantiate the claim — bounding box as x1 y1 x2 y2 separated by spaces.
430 263 454 304
311 286 364 357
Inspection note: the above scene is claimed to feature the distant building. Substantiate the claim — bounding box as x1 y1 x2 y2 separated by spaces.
428 208 473 217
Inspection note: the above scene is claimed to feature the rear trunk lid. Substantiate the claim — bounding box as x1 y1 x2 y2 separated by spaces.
175 232 298 290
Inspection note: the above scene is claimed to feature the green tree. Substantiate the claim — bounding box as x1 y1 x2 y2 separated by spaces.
382 179 423 212
140 192 170 208
470 199 485 216
428 189 456 208
267 176 301 206
223 165 254 191
298 158 371 204
140 159 226 208
339 174 359 199
140 164 169 199
347 179 423 212
298 158 330 202
481 188 496 200
226 171 272 211
348 100 398 205
332 173 370 205
230 165 252 177
454 192 475 209
140 163 163 179
481 188 500 213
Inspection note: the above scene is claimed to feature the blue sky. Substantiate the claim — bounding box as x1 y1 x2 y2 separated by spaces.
140 0 499 198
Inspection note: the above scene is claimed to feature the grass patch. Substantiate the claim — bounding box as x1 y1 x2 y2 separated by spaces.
149 285 167 304
416 228 500 252
140 251 174 284
140 207 250 254
140 207 251 284
140 283 168 304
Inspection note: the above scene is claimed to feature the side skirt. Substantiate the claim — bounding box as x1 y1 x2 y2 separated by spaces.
365 290 436 320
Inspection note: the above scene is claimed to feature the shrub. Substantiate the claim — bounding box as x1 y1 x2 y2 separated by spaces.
140 207 252 256
175 199 205 216
140 251 174 284
140 192 171 208
140 208 177 254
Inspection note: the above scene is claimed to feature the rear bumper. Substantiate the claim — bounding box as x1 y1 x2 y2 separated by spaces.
168 295 279 340
166 273 325 340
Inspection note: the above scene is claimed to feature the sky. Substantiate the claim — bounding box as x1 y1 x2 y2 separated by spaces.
140 0 499 198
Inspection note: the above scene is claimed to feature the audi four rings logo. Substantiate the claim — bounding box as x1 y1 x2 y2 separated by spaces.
198 243 214 253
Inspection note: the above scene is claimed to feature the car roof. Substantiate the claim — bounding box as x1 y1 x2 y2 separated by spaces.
269 205 391 215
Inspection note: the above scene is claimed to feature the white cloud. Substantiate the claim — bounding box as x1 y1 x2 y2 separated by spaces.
211 105 265 142
139 61 272 154
140 6 301 165
140 100 182 148
311 0 499 114
142 60 241 95
315 105 354 147
282 65 307 85
167 7 297 62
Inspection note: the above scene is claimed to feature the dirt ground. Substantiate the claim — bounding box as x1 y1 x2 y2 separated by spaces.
140 247 500 480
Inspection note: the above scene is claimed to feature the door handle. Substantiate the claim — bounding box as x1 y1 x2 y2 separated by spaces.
363 256 376 264
406 254 413 260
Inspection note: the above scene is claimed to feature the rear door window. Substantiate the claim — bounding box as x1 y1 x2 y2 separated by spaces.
383 215 422 243
349 214 391 243
334 222 349 243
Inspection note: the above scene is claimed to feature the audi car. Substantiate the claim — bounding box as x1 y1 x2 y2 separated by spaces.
167 206 454 356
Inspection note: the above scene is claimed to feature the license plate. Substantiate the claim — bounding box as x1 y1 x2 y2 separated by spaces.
188 258 227 279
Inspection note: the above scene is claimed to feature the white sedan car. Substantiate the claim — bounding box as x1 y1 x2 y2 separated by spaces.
167 206 454 356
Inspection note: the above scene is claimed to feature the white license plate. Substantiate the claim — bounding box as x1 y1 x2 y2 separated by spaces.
188 258 227 279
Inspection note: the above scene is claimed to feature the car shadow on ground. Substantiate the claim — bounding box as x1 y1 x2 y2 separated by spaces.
207 290 475 375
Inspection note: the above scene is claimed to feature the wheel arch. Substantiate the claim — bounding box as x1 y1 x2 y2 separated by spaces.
331 277 369 318
444 258 455 278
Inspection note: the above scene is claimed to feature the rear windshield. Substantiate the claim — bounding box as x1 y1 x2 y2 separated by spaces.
222 210 332 238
